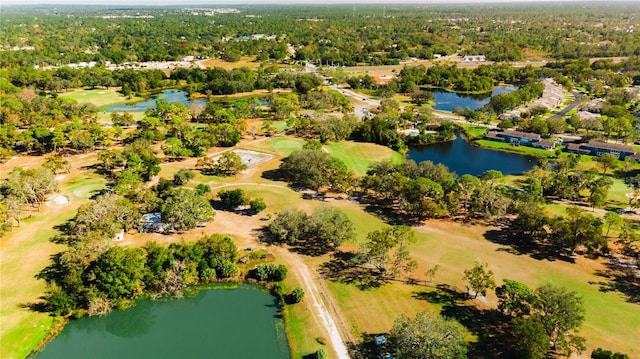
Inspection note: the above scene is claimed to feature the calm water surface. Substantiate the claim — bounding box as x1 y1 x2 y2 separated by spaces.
433 86 515 112
36 285 290 359
407 136 538 176
105 90 206 112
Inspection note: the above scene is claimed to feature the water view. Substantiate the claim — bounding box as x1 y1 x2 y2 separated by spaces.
105 90 207 112
433 85 516 112
36 285 290 359
407 136 537 176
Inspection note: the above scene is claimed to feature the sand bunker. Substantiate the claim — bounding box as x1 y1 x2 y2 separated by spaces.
232 149 273 167
46 194 70 208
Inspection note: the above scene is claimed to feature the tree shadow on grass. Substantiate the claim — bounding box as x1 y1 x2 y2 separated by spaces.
261 168 286 182
319 251 386 290
360 202 427 226
413 284 515 358
592 259 640 304
20 297 50 314
484 229 576 263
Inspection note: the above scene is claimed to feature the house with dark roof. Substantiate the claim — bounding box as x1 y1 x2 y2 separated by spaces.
566 141 636 159
582 141 636 159
497 130 541 145
531 139 556 150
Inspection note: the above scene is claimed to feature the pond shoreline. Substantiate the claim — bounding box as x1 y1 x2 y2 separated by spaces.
29 281 290 359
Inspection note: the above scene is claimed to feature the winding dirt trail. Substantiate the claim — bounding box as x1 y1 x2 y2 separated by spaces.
276 248 351 359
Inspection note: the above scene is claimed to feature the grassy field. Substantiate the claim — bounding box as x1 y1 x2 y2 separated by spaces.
244 137 305 156
58 89 142 107
323 219 640 357
325 141 403 177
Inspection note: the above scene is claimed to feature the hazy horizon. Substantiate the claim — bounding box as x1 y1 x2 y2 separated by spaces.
2 0 637 6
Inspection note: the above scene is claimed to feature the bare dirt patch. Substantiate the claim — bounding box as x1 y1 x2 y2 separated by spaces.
198 56 262 70
45 194 70 208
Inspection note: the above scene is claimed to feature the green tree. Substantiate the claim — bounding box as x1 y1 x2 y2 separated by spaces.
588 177 613 209
390 311 468 359
597 153 619 174
43 154 71 174
161 188 214 231
591 348 631 359
172 169 195 186
360 226 417 278
197 152 247 176
268 208 309 245
532 284 586 356
279 149 354 192
89 247 146 300
308 205 355 251
603 211 623 237
71 193 140 238
249 198 267 214
511 316 550 359
218 189 248 210
289 287 305 303
462 259 496 299
496 279 533 317
550 207 606 255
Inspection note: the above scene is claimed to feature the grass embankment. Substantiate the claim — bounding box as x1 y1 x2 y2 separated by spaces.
0 170 105 359
58 88 142 108
474 139 558 158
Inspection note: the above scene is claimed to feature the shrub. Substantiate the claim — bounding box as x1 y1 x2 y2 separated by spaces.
251 263 288 282
290 287 305 303
315 348 327 359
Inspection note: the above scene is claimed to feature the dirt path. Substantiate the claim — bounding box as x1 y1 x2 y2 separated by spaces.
276 248 351 359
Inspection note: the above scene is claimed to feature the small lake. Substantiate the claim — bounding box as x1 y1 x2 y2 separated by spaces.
433 86 515 112
105 90 207 112
407 136 537 176
36 285 290 359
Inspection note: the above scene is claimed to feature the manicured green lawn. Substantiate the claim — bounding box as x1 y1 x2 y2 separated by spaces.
474 140 557 158
459 124 488 140
325 141 402 176
245 137 305 157
59 89 142 107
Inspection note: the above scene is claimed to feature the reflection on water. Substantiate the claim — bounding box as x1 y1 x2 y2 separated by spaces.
407 136 537 176
433 86 516 112
37 285 290 359
105 90 206 112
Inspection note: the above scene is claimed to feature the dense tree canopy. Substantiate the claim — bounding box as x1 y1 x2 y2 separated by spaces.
390 311 468 359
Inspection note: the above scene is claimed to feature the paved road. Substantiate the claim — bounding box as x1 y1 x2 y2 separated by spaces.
551 90 583 119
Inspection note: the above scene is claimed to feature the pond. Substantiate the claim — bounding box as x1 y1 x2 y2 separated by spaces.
36 285 290 359
104 90 207 112
433 85 515 112
407 136 538 177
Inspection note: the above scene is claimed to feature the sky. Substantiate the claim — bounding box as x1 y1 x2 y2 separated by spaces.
2 0 629 6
